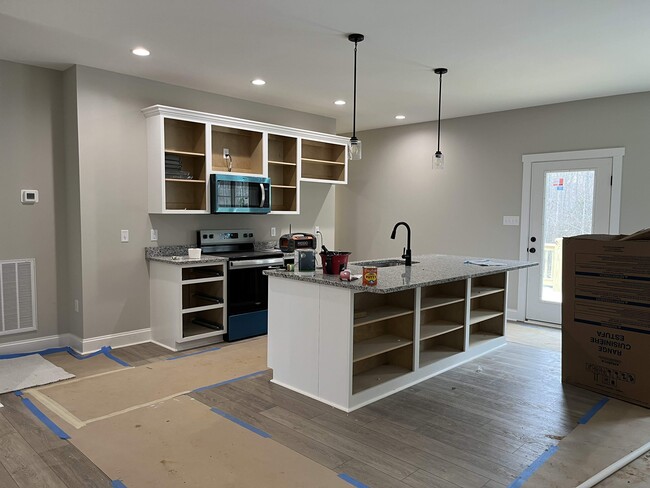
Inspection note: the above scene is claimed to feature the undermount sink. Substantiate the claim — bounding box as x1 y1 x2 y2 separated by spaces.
353 259 419 268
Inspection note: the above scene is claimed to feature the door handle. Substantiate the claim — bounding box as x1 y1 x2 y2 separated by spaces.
260 183 266 208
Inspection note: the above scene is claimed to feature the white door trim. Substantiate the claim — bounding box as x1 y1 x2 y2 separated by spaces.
512 147 624 322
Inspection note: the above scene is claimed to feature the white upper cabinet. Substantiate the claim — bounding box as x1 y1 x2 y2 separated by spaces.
143 105 348 215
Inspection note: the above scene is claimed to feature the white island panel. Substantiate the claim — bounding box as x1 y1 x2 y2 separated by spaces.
268 276 321 397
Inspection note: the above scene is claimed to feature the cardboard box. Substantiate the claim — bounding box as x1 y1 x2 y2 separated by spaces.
562 228 650 408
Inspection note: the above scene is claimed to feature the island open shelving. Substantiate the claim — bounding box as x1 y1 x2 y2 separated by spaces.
267 254 534 412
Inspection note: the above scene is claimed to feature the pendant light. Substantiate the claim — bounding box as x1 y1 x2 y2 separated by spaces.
433 67 448 170
348 33 364 160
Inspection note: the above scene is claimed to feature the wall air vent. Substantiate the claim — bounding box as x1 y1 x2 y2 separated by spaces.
0 259 37 335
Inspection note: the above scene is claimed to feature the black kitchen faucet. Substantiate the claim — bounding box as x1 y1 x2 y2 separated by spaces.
390 221 412 266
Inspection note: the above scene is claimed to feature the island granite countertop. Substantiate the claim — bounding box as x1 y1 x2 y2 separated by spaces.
264 254 535 294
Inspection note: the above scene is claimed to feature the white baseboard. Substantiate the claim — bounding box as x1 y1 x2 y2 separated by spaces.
0 329 151 356
0 333 70 356
507 307 523 322
76 328 152 354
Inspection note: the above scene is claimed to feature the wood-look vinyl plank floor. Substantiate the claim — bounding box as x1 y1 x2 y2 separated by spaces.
1 339 619 488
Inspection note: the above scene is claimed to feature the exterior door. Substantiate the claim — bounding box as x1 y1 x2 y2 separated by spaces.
525 158 613 324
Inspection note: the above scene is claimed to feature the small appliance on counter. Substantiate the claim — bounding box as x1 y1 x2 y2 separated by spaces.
278 233 317 253
294 249 316 273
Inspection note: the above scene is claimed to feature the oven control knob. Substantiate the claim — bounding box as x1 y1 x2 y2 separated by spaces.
250 233 254 238
209 234 214 238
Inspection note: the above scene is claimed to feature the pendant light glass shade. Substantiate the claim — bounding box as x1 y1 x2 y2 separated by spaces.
348 33 364 160
433 67 448 170
349 136 362 160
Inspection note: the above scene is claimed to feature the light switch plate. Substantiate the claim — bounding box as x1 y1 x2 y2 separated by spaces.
151 229 158 241
121 230 129 242
503 216 520 226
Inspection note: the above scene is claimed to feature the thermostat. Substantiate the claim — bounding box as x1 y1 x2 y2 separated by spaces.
21 189 39 204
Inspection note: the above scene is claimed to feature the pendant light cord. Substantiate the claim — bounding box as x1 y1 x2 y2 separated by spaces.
437 71 443 153
352 41 358 138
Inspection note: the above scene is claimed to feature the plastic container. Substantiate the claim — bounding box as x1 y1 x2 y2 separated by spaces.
188 248 202 259
320 251 351 274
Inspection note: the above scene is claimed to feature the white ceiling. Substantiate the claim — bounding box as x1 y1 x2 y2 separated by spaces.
2 0 650 133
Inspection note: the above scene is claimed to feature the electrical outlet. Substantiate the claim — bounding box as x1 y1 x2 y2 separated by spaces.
315 226 320 234
270 227 277 237
503 216 520 226
151 229 158 241
121 229 129 242
74 299 79 313
223 148 230 158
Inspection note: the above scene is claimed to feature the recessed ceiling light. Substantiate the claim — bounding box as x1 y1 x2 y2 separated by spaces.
131 47 150 57
395 115 406 120
251 79 266 86
334 100 346 106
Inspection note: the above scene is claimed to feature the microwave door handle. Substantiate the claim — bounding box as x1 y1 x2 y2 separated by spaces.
260 183 266 208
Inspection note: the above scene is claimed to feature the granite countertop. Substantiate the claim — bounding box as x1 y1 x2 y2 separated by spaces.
145 246 226 265
147 255 227 265
264 254 536 294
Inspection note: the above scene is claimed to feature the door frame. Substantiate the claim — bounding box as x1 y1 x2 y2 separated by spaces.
513 147 624 323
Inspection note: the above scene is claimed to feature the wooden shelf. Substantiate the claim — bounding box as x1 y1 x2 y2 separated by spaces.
420 346 462 367
470 286 504 299
352 364 411 394
164 179 206 184
182 304 224 314
420 295 464 311
469 309 503 325
181 277 224 285
271 184 297 189
165 149 205 157
268 160 297 166
469 331 501 347
420 321 464 341
353 335 412 362
302 157 345 165
354 306 413 327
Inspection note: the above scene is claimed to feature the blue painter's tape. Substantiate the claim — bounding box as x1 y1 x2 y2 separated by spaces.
578 397 609 425
193 370 267 393
14 390 23 397
0 345 130 367
100 346 131 367
0 347 69 359
338 473 370 488
111 480 128 488
21 397 70 440
210 407 271 438
508 445 559 488
166 346 222 360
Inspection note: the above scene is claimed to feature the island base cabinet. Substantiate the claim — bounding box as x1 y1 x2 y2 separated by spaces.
267 271 511 412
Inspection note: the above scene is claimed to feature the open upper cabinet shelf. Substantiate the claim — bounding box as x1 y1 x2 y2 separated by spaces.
143 105 348 214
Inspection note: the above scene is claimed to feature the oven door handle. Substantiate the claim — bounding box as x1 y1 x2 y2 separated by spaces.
229 258 285 270
260 183 266 208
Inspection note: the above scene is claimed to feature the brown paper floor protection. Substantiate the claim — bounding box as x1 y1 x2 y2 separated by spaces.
44 351 127 378
525 399 650 487
27 338 267 427
68 394 350 488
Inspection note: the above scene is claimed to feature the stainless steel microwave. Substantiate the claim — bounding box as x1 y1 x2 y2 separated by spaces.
210 174 271 214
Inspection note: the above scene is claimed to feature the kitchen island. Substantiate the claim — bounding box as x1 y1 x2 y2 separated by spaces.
265 254 535 412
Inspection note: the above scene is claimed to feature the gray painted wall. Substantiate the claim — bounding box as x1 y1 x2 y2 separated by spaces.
74 66 336 340
1 61 337 347
336 92 650 309
0 60 64 344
